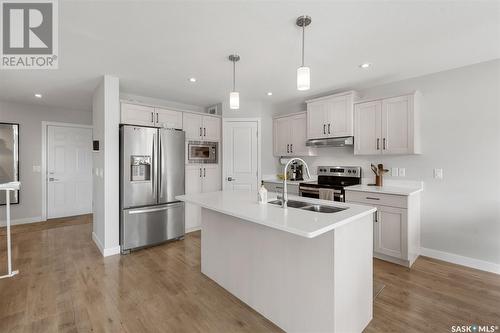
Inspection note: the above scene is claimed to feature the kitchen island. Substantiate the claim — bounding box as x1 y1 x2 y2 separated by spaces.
176 190 376 333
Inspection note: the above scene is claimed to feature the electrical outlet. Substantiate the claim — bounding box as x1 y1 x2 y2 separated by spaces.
391 168 399 177
399 168 406 177
434 168 443 180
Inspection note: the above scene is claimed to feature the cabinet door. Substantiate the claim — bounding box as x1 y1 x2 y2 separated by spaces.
354 101 382 155
290 113 308 156
155 108 183 129
185 165 203 232
307 102 328 139
382 95 412 155
183 113 203 140
202 165 221 193
121 103 155 126
274 117 291 156
202 116 221 141
325 95 353 137
374 205 406 259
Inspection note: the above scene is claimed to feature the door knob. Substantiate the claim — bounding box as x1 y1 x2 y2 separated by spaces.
227 177 236 181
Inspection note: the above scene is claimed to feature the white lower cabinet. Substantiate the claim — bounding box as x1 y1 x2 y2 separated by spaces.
185 164 221 232
346 190 421 267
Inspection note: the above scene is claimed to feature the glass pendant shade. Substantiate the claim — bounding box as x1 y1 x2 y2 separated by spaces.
297 66 310 91
230 91 240 110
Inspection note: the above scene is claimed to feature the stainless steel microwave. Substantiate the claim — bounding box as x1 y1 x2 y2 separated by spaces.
187 141 218 164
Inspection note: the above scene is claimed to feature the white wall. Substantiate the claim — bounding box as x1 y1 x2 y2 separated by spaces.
92 75 120 256
268 60 500 267
0 101 91 225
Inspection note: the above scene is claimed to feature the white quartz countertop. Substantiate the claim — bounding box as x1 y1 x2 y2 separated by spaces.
176 190 376 238
345 184 423 196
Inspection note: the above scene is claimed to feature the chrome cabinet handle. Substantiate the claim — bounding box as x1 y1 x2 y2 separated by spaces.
328 123 331 134
199 168 202 177
156 113 159 123
374 210 379 223
199 127 202 137
151 112 154 123
204 128 206 137
227 177 236 181
203 168 206 177
48 178 59 182
376 138 380 150
383 138 386 150
366 197 380 200
323 124 326 134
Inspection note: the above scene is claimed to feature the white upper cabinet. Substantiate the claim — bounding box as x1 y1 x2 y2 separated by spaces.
354 101 382 155
306 91 358 139
273 112 313 157
183 113 203 140
354 92 421 155
121 103 155 126
202 116 221 141
183 113 221 141
155 108 183 129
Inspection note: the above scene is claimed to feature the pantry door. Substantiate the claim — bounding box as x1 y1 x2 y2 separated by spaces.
47 125 93 218
223 119 260 192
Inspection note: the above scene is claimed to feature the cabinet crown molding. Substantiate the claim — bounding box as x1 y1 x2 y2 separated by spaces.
305 90 359 104
354 91 421 105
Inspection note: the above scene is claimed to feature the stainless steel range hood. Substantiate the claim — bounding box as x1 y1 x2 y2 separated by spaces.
306 136 354 148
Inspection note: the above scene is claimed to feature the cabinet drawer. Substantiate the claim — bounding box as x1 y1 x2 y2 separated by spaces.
264 182 299 195
345 190 407 208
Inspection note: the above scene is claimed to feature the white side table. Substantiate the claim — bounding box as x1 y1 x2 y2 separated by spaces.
0 181 20 279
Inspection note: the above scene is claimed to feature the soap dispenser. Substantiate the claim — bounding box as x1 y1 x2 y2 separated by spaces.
258 181 268 204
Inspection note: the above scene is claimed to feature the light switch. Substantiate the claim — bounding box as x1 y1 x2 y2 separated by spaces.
399 168 406 177
434 168 443 179
391 168 399 177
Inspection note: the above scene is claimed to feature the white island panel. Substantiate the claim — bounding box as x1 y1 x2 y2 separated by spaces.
200 207 373 333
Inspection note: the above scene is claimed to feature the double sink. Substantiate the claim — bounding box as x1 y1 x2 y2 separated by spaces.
268 199 348 214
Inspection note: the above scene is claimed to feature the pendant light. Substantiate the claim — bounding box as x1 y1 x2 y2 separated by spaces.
228 54 240 109
296 15 311 91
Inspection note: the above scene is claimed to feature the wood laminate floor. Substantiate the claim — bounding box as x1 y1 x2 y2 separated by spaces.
0 215 499 332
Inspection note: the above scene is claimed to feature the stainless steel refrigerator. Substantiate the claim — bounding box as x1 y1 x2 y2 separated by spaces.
120 125 185 253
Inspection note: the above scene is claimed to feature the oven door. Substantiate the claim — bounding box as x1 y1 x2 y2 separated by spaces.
299 186 319 199
187 141 217 163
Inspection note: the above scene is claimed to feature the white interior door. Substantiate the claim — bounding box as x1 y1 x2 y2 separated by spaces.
47 125 92 219
223 120 259 191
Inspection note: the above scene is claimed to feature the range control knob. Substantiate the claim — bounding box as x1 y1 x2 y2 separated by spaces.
348 170 352 173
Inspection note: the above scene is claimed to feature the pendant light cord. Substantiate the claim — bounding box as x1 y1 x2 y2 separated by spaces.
301 23 305 67
233 59 236 91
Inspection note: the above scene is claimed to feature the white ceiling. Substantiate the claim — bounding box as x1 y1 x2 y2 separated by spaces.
0 1 499 111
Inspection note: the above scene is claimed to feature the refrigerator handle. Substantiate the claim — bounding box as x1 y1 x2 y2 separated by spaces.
152 132 156 195
159 132 163 198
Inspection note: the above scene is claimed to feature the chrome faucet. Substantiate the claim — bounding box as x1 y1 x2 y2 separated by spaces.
281 158 311 208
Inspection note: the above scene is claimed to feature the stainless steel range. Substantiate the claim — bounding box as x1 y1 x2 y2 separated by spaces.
299 166 362 202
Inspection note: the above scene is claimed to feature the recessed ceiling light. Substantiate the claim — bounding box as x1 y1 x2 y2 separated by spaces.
34 93 42 98
267 92 273 96
188 77 197 83
359 63 371 69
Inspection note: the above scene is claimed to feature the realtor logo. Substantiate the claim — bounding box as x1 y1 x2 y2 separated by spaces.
1 0 58 69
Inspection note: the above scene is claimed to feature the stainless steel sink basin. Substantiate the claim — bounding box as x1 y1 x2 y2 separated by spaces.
268 200 348 213
268 199 311 208
300 205 348 213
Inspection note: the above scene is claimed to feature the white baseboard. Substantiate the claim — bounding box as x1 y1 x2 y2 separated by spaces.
186 226 201 234
421 247 500 275
92 232 120 257
103 246 121 257
0 216 44 227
